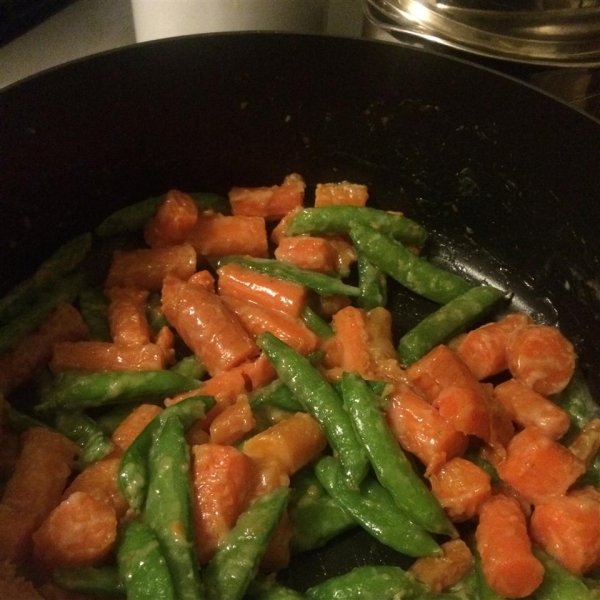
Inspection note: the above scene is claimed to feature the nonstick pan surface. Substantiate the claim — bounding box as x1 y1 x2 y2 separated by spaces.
1 32 599 587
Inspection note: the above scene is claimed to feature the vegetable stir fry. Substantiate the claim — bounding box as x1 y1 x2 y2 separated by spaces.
0 174 598 600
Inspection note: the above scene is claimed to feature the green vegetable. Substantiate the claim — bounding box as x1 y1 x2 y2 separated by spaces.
249 379 304 413
79 287 111 342
95 403 141 435
246 579 306 600
301 306 334 339
53 566 124 597
170 355 207 380
557 369 600 436
357 255 387 310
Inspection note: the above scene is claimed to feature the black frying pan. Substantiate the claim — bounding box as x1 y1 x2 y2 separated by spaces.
1 32 600 587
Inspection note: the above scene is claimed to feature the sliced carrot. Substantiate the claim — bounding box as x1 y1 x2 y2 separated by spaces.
274 236 338 274
314 182 368 207
187 269 216 292
496 426 585 505
50 341 166 372
326 236 358 275
216 262 307 319
0 303 88 396
0 561 44 600
365 307 397 362
385 384 468 474
191 443 257 564
428 457 492 522
32 491 117 570
111 403 163 453
506 324 576 396
209 396 256 446
143 189 199 248
154 325 176 366
456 313 531 380
317 293 351 319
0 505 39 562
229 173 305 221
433 386 492 442
105 242 197 290
219 295 318 356
249 458 290 500
161 275 259 376
242 412 327 478
493 378 570 440
327 306 373 378
569 418 600 466
476 493 544 598
260 510 292 574
186 211 268 258
105 286 151 346
0 425 20 480
530 486 600 575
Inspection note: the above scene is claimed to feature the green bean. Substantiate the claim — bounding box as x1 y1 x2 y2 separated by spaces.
203 487 290 600
218 256 361 298
117 520 177 600
463 450 500 484
557 369 600 437
349 222 473 304
79 287 112 342
53 566 124 597
118 395 215 512
6 406 50 432
398 285 506 366
35 370 201 412
305 565 427 600
289 466 357 554
95 403 141 435
0 271 87 354
301 306 334 339
249 379 304 413
341 371 457 537
144 413 203 600
473 547 504 600
257 332 369 488
95 192 227 237
170 355 207 380
0 233 91 325
315 456 440 557
246 578 306 600
285 206 428 248
54 410 114 467
357 255 387 310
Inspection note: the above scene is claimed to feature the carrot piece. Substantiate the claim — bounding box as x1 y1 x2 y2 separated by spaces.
216 262 307 319
496 426 586 505
569 417 600 466
50 341 166 372
105 243 197 290
433 386 492 442
314 182 368 207
242 412 327 478
105 286 151 346
63 457 129 519
229 173 305 221
476 494 544 598
493 378 571 440
456 313 531 380
274 236 338 274
162 275 259 376
270 206 302 245
188 269 216 292
219 295 318 356
530 486 600 575
143 189 199 248
0 303 88 396
385 384 468 474
111 403 163 453
327 236 358 274
428 457 492 522
186 211 268 258
260 511 292 573
0 505 39 563
365 307 397 362
209 395 256 446
317 293 351 318
506 324 576 396
408 539 474 594
0 561 43 600
154 325 176 366
327 306 373 378
191 443 257 564
32 491 117 570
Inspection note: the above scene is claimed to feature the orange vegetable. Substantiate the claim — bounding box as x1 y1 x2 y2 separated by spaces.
162 275 259 376
187 269 216 292
428 457 492 522
496 426 585 505
385 384 468 474
229 173 305 221
506 324 576 396
260 511 292 573
455 313 531 380
105 286 151 346
493 378 570 440
476 493 544 598
111 403 163 453
143 189 199 248
433 386 492 442
217 262 307 319
191 443 257 564
270 206 302 245
0 303 88 396
32 491 117 570
326 236 357 274
209 396 256 446
316 293 351 318
364 307 397 362
530 486 600 575
186 211 268 258
274 236 338 274
0 561 43 600
569 417 600 466
314 182 368 207
219 295 318 356
153 324 176 366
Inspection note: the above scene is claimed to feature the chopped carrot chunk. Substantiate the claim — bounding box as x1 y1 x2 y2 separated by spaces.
274 236 338 274
569 418 600 466
433 386 492 442
111 403 163 453
143 189 199 248
209 396 256 446
105 286 151 346
314 182 368 207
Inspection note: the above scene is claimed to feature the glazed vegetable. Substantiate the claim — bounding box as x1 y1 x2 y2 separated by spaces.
53 565 124 597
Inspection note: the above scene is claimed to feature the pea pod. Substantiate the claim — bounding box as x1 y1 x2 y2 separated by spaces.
301 306 334 339
246 579 306 600
357 255 387 310
257 332 370 488
557 369 600 436
144 413 204 600
250 379 304 413
117 520 177 600
398 285 506 366
341 371 457 537
79 287 111 342
349 222 472 304
53 566 124 597
203 487 290 600
170 355 207 380
95 403 142 435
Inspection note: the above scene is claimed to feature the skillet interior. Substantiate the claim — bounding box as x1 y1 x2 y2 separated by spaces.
1 32 599 586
